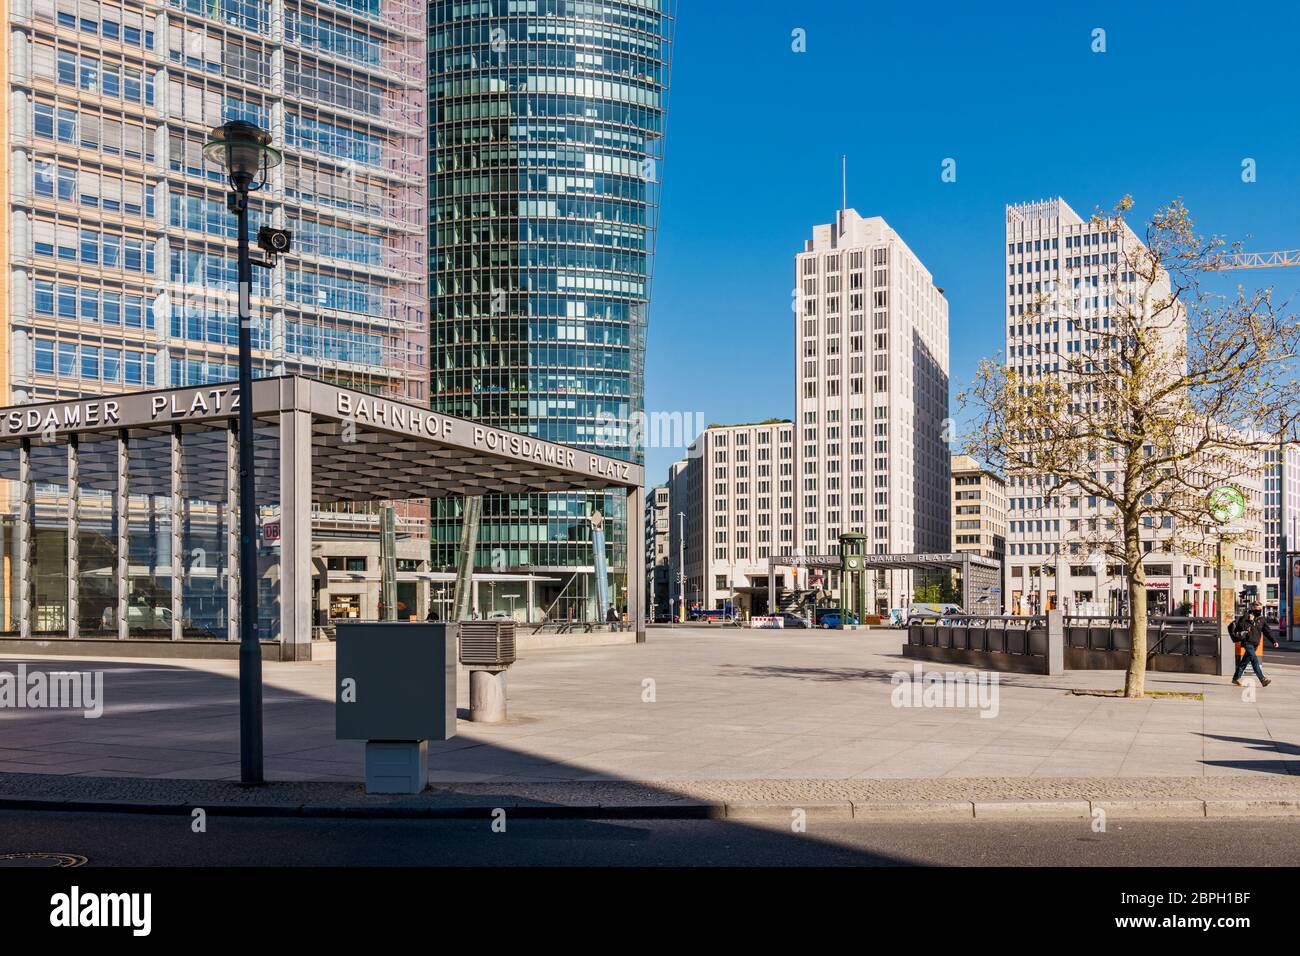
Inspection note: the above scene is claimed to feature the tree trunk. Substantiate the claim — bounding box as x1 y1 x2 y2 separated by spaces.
1123 538 1147 697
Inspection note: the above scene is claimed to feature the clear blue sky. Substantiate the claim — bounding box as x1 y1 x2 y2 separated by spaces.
644 0 1300 484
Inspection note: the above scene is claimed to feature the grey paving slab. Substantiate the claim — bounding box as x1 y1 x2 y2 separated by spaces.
2 630 1299 786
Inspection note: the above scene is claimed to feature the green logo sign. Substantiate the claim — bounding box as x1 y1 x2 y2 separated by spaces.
1208 485 1246 524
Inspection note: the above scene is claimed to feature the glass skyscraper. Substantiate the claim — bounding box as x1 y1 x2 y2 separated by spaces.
427 0 673 618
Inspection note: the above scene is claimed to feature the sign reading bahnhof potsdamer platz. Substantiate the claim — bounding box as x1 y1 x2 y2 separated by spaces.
0 376 645 659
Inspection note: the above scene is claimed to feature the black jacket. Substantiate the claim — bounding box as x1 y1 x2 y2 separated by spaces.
1232 613 1275 645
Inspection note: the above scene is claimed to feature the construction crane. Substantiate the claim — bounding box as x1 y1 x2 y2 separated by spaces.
1209 249 1300 270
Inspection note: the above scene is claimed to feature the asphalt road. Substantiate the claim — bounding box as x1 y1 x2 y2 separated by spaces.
3 810 1300 867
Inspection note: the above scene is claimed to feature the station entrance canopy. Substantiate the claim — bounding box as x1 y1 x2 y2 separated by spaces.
0 376 645 658
766 551 1002 615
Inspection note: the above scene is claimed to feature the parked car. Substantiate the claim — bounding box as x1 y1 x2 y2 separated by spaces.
779 612 811 628
817 609 859 629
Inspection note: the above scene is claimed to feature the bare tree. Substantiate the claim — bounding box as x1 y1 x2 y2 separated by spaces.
962 197 1300 696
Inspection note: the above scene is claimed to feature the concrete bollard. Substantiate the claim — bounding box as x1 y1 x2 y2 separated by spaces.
469 668 508 722
1046 609 1064 676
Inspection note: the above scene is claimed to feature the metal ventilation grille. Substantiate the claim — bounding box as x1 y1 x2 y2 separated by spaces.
459 621 517 666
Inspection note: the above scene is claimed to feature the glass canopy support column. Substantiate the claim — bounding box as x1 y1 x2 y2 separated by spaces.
279 408 312 659
18 439 31 640
225 424 239 641
115 432 129 639
170 426 184 640
66 436 80 640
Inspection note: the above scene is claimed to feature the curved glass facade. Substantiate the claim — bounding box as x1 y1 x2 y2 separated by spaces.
428 0 673 617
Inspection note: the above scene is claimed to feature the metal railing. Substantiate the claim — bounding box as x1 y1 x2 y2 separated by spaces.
1063 615 1219 659
907 614 1048 658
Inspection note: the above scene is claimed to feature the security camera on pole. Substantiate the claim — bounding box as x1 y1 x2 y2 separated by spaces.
202 121 290 786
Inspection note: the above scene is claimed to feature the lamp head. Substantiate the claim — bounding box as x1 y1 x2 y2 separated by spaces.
203 120 282 191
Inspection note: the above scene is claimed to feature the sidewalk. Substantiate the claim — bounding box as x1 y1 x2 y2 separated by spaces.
1 627 1297 818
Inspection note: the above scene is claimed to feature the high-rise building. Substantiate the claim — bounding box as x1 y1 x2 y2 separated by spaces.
426 1 674 620
1263 443 1299 618
645 482 669 614
1003 197 1266 616
5 0 429 406
683 420 795 615
665 456 687 616
2 0 430 640
793 207 951 610
950 453 1006 563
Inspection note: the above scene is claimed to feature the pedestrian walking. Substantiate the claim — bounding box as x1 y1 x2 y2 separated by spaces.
1231 601 1279 687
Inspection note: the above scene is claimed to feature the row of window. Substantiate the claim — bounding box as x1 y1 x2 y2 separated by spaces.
36 0 155 50
34 160 151 217
33 337 155 386
52 48 156 106
33 222 154 274
34 280 153 329
34 102 154 161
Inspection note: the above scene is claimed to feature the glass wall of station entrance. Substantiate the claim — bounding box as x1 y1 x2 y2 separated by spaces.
0 419 282 642
0 376 648 654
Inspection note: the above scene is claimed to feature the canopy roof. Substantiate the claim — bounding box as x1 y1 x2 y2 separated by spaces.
0 376 643 502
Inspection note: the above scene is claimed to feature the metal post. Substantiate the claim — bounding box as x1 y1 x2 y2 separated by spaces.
225 425 239 641
67 437 79 640
170 426 183 641
279 406 313 658
115 432 129 640
17 440 30 640
233 180 263 785
677 510 685 621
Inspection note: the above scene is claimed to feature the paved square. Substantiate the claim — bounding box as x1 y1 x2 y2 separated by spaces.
0 627 1297 783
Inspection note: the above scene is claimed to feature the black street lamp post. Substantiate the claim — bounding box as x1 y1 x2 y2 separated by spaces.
202 121 283 785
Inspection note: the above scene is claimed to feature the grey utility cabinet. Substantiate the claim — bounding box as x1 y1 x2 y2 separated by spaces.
335 622 458 792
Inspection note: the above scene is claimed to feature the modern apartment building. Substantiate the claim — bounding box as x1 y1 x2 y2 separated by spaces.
1263 443 1299 617
6 0 428 406
665 456 687 614
645 482 669 613
950 453 1006 565
1003 197 1266 616
793 207 951 610
426 1 675 620
683 420 795 614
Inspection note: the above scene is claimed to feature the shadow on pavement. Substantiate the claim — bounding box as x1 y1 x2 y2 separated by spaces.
0 657 907 866
1199 733 1300 776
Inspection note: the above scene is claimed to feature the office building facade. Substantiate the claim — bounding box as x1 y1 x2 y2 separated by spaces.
1003 197 1266 616
645 481 668 613
793 208 951 610
2 0 430 639
6 0 429 406
683 420 794 615
426 0 674 620
950 453 1006 562
1263 443 1299 616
